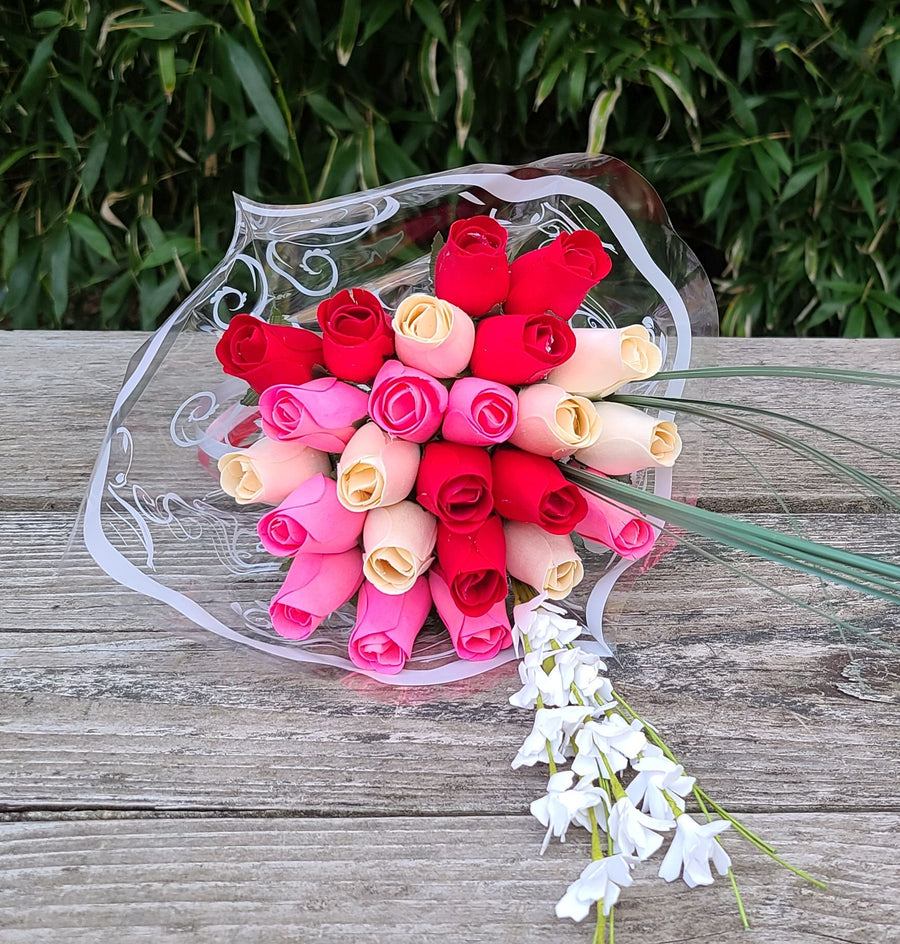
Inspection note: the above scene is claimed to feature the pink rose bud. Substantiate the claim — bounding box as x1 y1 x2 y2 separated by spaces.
575 483 658 560
259 378 369 452
503 520 584 601
509 383 602 460
428 568 512 662
442 377 518 447
546 325 663 398
392 294 476 378
336 422 420 511
268 547 363 640
362 500 438 595
368 359 449 443
575 402 682 475
348 577 432 675
257 473 366 557
218 437 331 506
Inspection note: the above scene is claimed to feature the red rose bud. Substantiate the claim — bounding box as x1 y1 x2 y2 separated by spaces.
469 313 576 386
434 215 510 316
317 288 394 383
504 230 612 320
436 515 507 618
491 447 587 535
215 314 324 394
416 441 493 534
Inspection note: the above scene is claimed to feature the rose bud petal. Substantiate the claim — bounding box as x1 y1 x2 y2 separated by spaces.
368 359 449 443
433 215 510 317
362 500 438 595
348 577 432 675
469 313 576 386
317 287 394 383
575 402 682 475
218 437 331 506
547 325 663 398
259 378 369 452
269 547 363 640
215 314 324 394
442 377 518 447
509 383 602 460
491 447 587 535
429 568 512 662
392 293 476 377
575 483 658 560
257 473 365 557
416 441 494 534
436 515 507 617
336 422 420 511
505 230 612 320
503 520 584 601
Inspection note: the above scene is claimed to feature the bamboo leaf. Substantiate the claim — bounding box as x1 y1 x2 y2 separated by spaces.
157 42 177 100
411 0 449 49
336 0 361 66
69 212 115 261
645 64 698 124
222 35 289 158
586 79 622 155
452 36 474 150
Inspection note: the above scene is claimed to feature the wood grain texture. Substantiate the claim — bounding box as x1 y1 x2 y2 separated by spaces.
2 509 898 814
4 333 900 510
3 333 900 944
1 813 897 944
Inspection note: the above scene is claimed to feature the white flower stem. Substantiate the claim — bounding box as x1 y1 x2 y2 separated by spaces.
613 689 828 890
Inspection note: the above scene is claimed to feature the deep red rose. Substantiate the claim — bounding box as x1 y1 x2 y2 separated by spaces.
436 515 507 617
491 447 588 535
416 441 493 534
504 230 612 320
434 216 510 317
215 314 324 395
317 288 394 383
469 313 576 386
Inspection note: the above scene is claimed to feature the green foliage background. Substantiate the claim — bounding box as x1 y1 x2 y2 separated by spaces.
1 0 898 335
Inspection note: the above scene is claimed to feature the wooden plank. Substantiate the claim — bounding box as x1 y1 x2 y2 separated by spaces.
3 511 898 814
3 333 900 510
0 813 896 944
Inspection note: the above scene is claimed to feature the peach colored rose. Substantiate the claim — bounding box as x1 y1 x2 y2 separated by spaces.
362 500 438 594
509 383 601 460
547 325 663 398
336 423 420 511
392 293 476 378
575 402 682 475
503 520 584 601
218 437 331 506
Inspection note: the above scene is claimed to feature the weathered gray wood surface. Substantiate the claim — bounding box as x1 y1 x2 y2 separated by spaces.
1 333 899 943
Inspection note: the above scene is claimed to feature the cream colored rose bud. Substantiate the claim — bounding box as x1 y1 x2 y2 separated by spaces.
218 437 331 506
336 422 420 512
509 383 602 460
362 500 437 594
503 520 584 601
547 325 663 398
392 293 476 378
575 401 682 476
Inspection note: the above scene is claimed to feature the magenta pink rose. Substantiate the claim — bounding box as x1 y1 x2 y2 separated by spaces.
348 577 432 675
428 568 512 662
575 485 658 560
268 547 363 640
441 377 518 447
257 473 365 557
368 359 449 443
259 378 369 452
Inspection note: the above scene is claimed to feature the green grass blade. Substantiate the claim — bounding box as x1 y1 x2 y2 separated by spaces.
654 366 900 388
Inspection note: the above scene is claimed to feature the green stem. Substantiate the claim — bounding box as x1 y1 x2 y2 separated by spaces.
653 365 900 388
